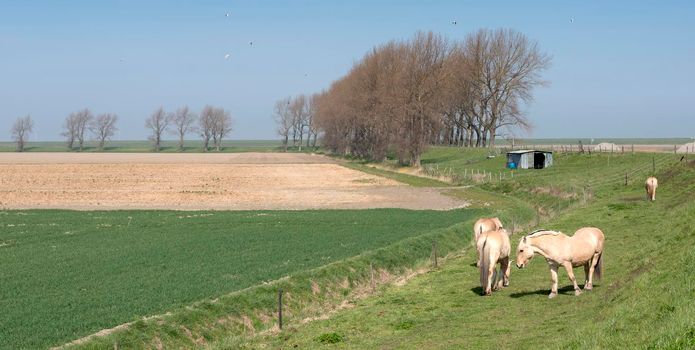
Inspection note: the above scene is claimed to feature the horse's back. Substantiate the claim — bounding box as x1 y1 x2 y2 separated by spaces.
473 217 503 241
573 227 604 252
481 229 511 258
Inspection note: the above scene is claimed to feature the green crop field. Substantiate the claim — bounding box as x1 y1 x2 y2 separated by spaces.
0 209 481 349
230 152 695 349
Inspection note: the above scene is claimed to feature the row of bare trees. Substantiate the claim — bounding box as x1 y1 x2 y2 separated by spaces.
142 105 233 151
305 29 551 165
62 110 119 151
273 95 319 151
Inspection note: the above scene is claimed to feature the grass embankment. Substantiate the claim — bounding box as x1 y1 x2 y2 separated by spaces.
237 155 695 349
0 209 478 350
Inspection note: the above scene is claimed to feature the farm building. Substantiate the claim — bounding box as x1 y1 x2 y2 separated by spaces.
506 150 553 169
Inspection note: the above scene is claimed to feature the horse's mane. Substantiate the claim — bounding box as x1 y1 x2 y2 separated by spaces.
525 229 561 238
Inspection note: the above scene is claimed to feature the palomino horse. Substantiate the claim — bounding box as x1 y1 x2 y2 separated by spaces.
478 228 512 296
645 177 658 201
473 217 503 265
516 227 604 298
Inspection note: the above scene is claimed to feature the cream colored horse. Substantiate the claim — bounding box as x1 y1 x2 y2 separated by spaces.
516 227 604 298
645 177 658 201
473 217 503 266
473 217 504 243
478 228 512 296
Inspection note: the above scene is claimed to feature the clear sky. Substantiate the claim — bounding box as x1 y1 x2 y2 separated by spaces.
1 0 694 141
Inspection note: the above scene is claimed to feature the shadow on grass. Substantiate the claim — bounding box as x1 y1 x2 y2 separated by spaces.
509 285 598 298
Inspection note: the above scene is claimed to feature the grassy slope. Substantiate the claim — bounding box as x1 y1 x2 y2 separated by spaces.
0 209 473 350
235 154 695 349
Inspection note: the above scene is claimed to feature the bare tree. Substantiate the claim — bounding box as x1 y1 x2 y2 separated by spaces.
273 97 293 151
170 106 196 151
11 115 33 152
289 95 307 151
198 105 215 152
145 107 170 152
73 108 93 151
90 113 118 151
61 113 79 150
211 107 233 151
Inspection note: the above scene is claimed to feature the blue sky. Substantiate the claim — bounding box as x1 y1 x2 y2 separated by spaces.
1 0 693 141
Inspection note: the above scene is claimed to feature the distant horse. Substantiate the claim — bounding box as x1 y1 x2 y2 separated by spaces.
473 217 503 265
645 177 658 201
516 227 604 298
478 228 512 296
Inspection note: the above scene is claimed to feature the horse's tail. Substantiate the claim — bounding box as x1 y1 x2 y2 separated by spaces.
594 252 603 280
479 238 490 294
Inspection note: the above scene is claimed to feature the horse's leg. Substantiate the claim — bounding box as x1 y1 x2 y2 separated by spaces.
563 262 582 296
586 253 600 290
486 263 495 295
501 257 511 287
549 263 559 299
583 263 590 288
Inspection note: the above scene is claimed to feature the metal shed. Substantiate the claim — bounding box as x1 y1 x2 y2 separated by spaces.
506 150 553 169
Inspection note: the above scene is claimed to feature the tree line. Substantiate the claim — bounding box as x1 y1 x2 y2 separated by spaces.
275 29 551 165
272 94 319 151
8 105 233 152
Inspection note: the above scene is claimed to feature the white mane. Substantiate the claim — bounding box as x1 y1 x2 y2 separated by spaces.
525 229 562 239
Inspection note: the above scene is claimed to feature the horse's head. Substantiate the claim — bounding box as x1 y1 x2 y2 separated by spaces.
516 236 534 268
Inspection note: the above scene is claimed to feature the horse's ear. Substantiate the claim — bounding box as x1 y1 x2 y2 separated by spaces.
523 236 527 243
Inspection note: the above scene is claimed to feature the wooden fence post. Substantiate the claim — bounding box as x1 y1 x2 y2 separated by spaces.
653 156 656 173
625 172 628 186
278 289 283 330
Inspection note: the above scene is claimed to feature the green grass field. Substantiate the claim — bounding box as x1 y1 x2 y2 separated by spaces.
3 145 694 349
230 154 695 349
0 209 481 349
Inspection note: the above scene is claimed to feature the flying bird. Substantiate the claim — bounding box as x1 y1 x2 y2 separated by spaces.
249 41 253 46
225 12 230 17
570 17 574 24
224 53 231 60
452 20 457 25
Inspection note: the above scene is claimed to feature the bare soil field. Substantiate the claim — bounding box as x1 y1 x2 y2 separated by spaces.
0 153 464 210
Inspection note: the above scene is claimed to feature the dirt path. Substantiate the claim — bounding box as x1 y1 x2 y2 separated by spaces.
0 153 466 210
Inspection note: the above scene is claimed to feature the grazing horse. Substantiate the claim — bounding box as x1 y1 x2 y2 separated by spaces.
478 228 512 296
473 217 503 265
645 177 658 201
516 227 604 298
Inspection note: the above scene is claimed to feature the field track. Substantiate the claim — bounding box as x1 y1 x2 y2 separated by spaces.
0 152 465 210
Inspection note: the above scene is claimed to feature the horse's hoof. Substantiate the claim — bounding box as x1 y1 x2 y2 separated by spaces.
584 285 593 291
548 292 557 299
575 289 582 296
503 282 510 287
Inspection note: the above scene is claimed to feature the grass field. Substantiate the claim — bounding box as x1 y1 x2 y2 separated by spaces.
0 209 481 349
3 145 693 349
234 155 695 349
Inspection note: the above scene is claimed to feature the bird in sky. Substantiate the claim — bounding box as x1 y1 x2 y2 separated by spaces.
224 53 231 60
570 17 574 24
452 20 457 25
249 41 254 46
225 12 231 17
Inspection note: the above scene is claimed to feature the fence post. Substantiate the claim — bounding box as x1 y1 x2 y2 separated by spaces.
632 144 634 155
625 172 628 186
652 156 656 173
278 289 283 330
674 145 677 154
